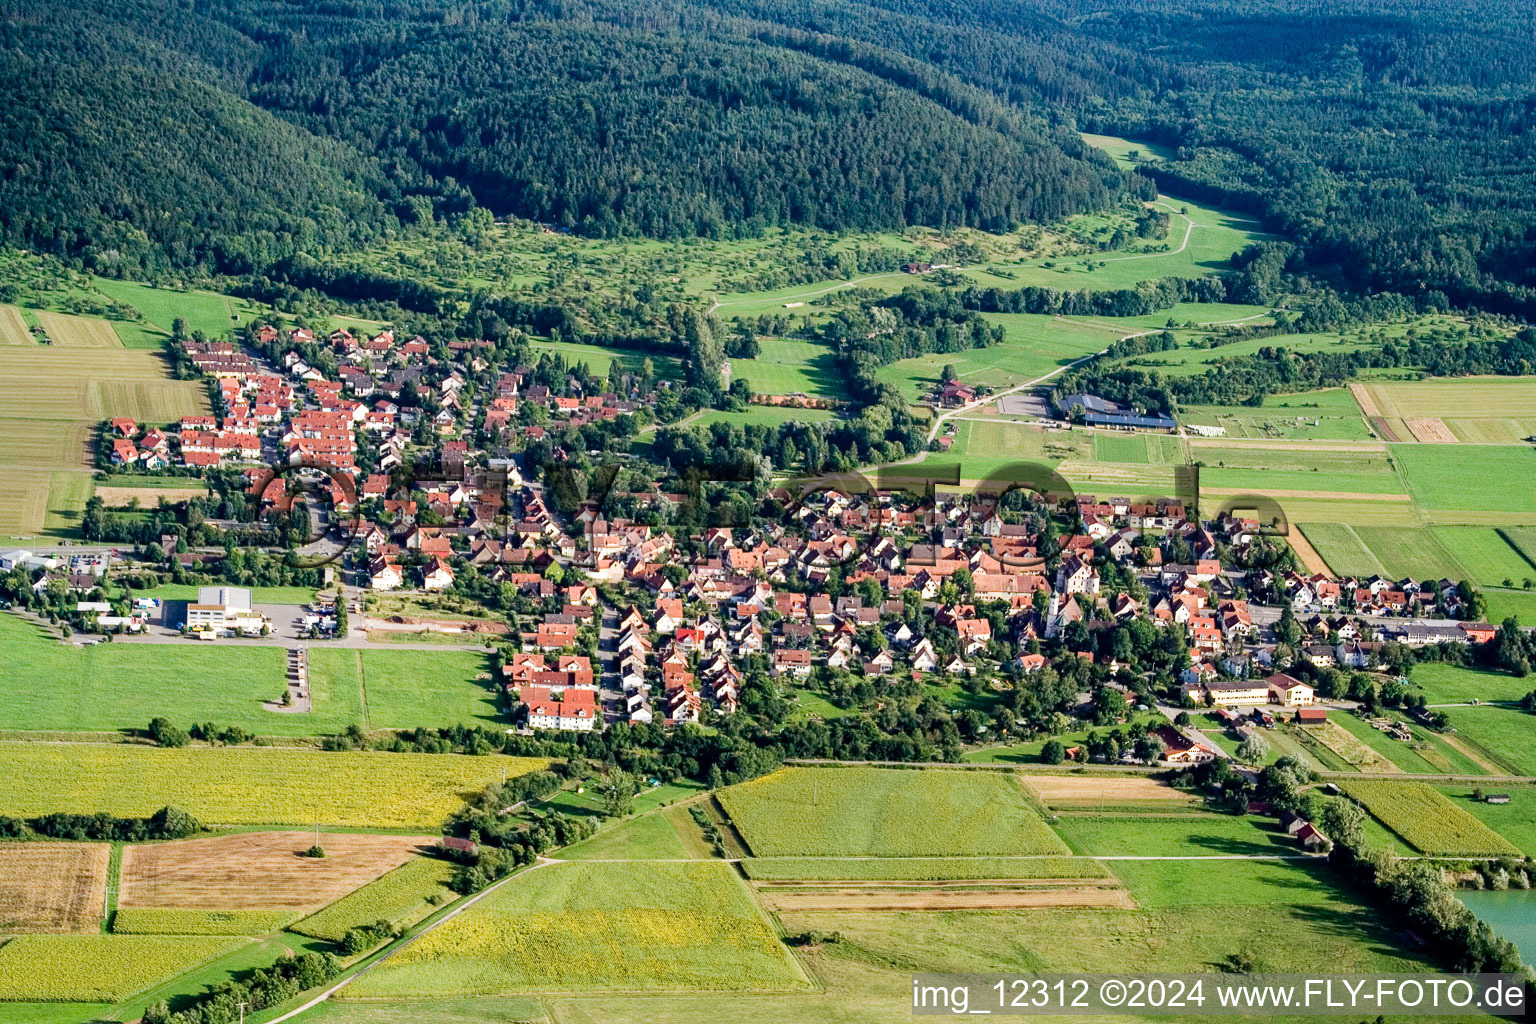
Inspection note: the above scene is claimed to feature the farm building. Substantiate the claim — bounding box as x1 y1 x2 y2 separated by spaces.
1055 393 1176 432
1295 707 1327 724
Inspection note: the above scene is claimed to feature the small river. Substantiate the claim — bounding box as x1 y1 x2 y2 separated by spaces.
1458 889 1536 962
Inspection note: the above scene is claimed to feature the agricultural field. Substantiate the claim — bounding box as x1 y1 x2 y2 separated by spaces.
1353 377 1536 444
528 339 682 380
751 876 1134 913
716 767 1069 857
1410 663 1535 705
1108 328 1381 380
1343 780 1520 856
0 614 312 734
740 857 1108 881
1081 132 1177 168
1106 857 1340 910
344 861 808 997
874 313 1108 400
1177 388 1372 440
1441 707 1536 777
111 908 301 936
1436 786 1536 858
34 311 122 348
1300 719 1397 772
0 934 246 1002
1019 773 1201 811
1323 710 1489 776
0 305 33 345
1091 431 1185 465
1050 812 1293 857
727 338 841 398
0 844 108 933
1393 443 1536 515
306 648 501 730
1501 526 1536 566
0 742 544 828
934 418 1092 467
952 194 1272 293
558 811 691 861
292 856 458 942
305 857 1441 1024
1430 527 1536 586
1482 587 1536 626
0 345 207 537
1189 441 1404 498
1300 523 1474 581
88 278 262 349
690 406 838 430
119 831 436 912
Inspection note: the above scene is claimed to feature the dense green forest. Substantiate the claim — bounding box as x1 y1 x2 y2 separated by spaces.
6 0 1536 317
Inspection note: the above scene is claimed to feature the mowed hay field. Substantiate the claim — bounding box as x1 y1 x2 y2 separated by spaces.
1021 773 1201 811
345 861 808 997
1344 780 1519 856
0 934 245 1002
1393 443 1536 515
0 348 207 423
0 306 32 345
717 767 1069 857
1300 522 1524 582
34 311 123 348
751 878 1134 912
119 832 437 911
0 843 108 933
0 742 545 828
727 338 841 399
1354 377 1536 444
0 346 207 536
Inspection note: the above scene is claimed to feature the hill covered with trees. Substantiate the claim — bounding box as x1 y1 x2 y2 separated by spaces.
0 0 1131 275
7 0 1536 317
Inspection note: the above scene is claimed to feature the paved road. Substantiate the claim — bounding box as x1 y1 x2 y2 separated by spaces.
596 602 625 723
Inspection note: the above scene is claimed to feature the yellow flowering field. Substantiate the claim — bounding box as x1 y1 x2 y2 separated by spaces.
1344 780 1520 856
293 857 458 942
344 861 808 997
0 934 245 1001
717 767 1070 857
0 743 546 828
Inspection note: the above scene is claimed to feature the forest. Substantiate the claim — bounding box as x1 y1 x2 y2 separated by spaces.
4 0 1536 319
